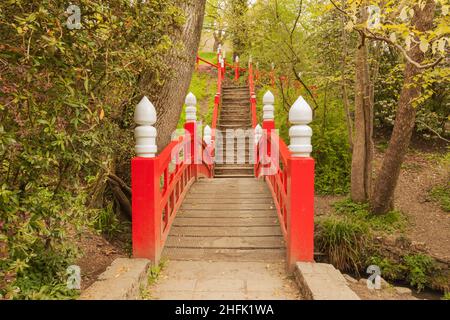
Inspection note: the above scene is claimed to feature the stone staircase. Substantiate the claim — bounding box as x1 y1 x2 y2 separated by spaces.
215 85 254 178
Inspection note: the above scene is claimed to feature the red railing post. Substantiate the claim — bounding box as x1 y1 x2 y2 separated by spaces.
234 55 239 81
286 96 314 269
270 62 275 88
262 91 275 157
184 92 198 176
132 96 161 263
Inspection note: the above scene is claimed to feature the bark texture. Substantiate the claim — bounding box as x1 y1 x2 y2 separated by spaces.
141 0 206 150
371 1 436 214
350 5 373 203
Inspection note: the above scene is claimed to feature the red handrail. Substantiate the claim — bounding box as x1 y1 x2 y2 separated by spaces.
132 122 214 263
248 61 257 128
254 124 314 270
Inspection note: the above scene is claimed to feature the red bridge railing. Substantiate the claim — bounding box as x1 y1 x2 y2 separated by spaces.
253 90 315 269
132 94 214 263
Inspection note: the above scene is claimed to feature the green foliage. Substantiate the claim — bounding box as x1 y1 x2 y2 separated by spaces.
179 69 217 129
442 292 450 300
90 203 124 237
0 0 184 299
333 199 407 233
429 183 450 212
316 199 406 273
367 256 405 281
403 254 436 292
316 216 370 273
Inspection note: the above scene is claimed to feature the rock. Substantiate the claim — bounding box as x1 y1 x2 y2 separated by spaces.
394 286 413 295
358 278 367 285
380 277 390 289
343 274 358 284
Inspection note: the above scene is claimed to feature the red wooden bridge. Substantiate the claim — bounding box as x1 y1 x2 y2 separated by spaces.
132 49 314 271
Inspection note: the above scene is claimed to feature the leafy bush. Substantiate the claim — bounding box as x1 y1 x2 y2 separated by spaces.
403 254 436 292
0 0 184 299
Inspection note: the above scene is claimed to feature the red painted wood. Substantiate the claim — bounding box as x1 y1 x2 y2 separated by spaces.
132 157 161 261
287 157 315 268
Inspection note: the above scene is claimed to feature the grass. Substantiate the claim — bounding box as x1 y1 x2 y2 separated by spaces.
140 259 167 299
178 71 217 129
429 183 450 212
198 51 217 64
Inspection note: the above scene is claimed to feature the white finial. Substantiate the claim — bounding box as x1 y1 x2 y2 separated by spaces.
185 92 197 122
220 57 224 68
235 55 239 63
134 96 157 157
217 44 222 53
288 96 313 157
263 91 275 121
254 124 262 145
271 62 275 70
203 125 212 145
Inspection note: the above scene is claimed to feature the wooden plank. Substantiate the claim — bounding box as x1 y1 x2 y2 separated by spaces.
180 203 276 210
162 248 286 262
169 226 282 237
166 236 284 249
173 216 279 226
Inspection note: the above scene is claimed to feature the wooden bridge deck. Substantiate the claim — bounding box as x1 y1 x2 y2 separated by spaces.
162 178 286 262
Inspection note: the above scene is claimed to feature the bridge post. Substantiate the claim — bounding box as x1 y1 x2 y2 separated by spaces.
234 55 239 81
262 91 275 160
270 62 275 88
132 96 161 263
184 92 198 178
287 96 314 269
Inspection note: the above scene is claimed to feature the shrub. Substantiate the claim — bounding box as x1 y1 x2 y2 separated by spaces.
315 216 370 273
403 254 436 292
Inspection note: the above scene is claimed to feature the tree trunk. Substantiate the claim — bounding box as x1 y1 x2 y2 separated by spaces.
140 0 206 150
371 1 436 214
351 4 373 203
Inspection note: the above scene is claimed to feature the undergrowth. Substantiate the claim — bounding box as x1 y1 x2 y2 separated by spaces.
315 198 448 292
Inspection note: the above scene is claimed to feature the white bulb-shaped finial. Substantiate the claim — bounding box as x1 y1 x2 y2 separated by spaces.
134 96 157 157
203 125 212 145
262 91 274 121
185 92 197 122
288 96 313 157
